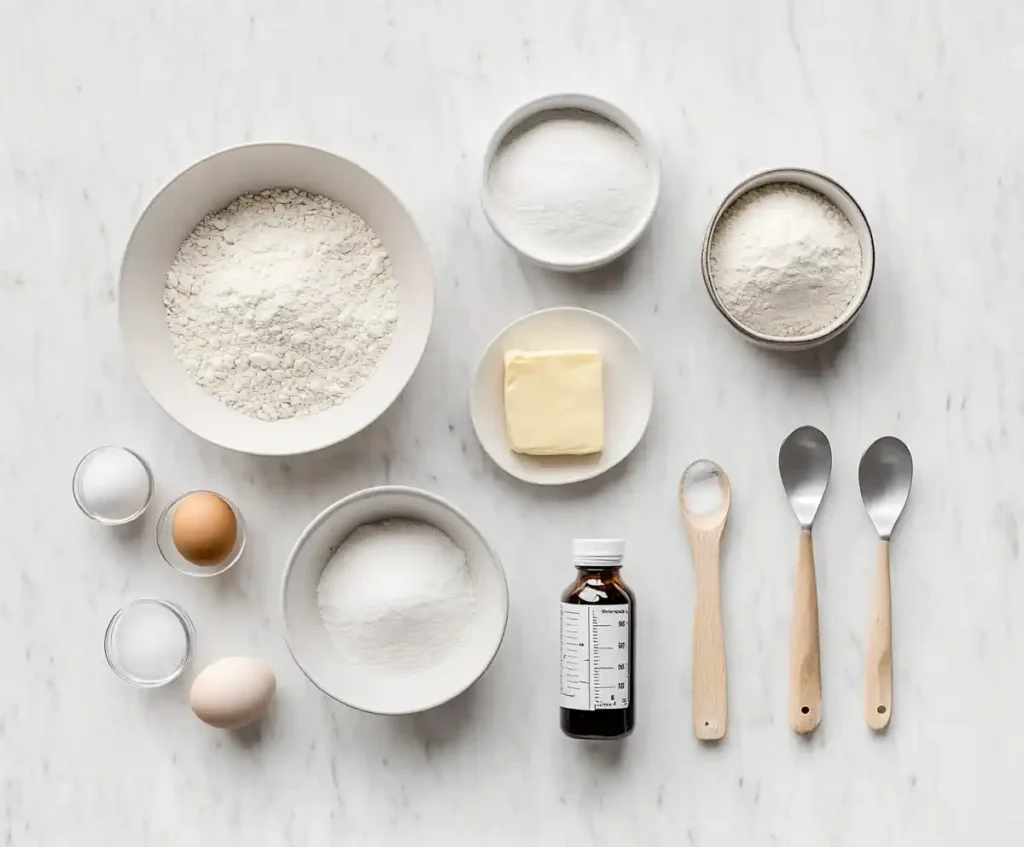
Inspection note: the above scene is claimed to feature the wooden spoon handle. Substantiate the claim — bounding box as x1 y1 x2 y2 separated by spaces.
789 529 822 734
691 531 727 740
865 539 892 730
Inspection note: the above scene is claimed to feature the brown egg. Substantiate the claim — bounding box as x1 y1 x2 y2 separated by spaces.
172 492 237 566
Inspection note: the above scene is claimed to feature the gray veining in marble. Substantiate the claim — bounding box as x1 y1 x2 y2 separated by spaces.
3 0 1024 843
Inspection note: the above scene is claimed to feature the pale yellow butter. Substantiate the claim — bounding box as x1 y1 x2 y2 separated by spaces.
503 349 604 456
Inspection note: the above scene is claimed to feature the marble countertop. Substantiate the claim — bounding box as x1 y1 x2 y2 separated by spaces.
3 0 1022 843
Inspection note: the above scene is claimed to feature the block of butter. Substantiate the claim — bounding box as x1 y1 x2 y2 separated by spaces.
503 349 604 456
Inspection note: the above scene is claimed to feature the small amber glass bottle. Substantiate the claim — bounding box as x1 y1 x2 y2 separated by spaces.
559 539 635 740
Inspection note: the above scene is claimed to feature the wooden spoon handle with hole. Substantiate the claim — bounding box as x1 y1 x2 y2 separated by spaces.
865 539 892 730
690 528 727 740
789 529 822 734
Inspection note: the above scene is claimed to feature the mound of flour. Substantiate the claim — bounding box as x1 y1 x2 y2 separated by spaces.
164 189 398 421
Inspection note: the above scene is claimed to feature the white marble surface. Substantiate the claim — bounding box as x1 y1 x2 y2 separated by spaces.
2 0 1023 843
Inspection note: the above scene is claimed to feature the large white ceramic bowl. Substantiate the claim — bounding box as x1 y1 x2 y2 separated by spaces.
281 486 509 715
119 143 434 456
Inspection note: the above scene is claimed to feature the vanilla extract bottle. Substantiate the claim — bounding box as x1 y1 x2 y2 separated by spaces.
559 539 635 740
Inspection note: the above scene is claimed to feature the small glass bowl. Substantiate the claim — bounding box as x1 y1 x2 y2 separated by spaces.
156 490 246 577
72 446 154 525
104 599 195 687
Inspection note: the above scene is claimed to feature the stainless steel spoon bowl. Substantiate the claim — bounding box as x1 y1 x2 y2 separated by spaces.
779 426 832 529
859 436 913 731
860 437 913 539
778 426 832 734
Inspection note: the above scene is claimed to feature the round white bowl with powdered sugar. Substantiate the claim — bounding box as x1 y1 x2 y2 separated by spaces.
281 486 509 715
482 93 660 272
701 168 875 351
120 143 434 455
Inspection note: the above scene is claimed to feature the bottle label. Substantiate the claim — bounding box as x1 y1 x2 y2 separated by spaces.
559 602 630 711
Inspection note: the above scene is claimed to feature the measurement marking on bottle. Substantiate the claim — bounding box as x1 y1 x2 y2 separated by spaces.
561 603 630 711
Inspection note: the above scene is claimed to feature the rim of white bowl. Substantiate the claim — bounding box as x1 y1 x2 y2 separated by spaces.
481 93 661 273
118 141 435 456
280 485 510 715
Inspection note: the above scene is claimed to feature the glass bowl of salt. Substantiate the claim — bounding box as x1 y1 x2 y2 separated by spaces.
72 446 153 525
104 599 195 687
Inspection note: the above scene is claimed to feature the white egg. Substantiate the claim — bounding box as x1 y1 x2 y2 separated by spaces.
189 657 276 729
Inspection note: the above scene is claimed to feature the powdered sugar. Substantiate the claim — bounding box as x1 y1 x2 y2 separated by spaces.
164 189 398 421
316 520 475 675
486 110 654 264
708 184 863 339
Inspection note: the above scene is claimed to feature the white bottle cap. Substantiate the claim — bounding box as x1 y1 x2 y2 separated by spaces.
573 538 625 567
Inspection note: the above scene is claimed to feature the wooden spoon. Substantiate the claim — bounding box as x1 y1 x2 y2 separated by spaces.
680 459 732 740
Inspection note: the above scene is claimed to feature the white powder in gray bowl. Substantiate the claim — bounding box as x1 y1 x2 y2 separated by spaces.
708 183 864 339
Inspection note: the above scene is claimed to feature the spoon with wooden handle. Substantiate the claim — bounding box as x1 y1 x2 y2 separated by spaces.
779 426 831 735
859 436 913 731
680 459 732 741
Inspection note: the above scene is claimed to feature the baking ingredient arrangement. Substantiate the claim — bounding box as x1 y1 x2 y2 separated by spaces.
86 93 911 745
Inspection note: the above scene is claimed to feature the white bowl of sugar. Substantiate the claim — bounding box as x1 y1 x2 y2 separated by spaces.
281 486 509 715
482 94 660 272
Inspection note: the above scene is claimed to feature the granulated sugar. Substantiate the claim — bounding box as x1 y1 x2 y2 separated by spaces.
486 110 654 264
316 520 475 676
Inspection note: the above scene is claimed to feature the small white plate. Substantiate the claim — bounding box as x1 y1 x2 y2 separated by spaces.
470 307 653 485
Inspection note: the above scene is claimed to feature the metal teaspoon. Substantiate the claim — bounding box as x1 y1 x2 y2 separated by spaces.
859 436 913 731
779 426 832 735
680 460 732 740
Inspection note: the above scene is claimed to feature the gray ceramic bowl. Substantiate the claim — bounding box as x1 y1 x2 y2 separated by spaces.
701 168 875 350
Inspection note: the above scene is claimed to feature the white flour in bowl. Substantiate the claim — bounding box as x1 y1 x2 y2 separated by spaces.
316 519 475 676
164 189 398 422
708 184 863 339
